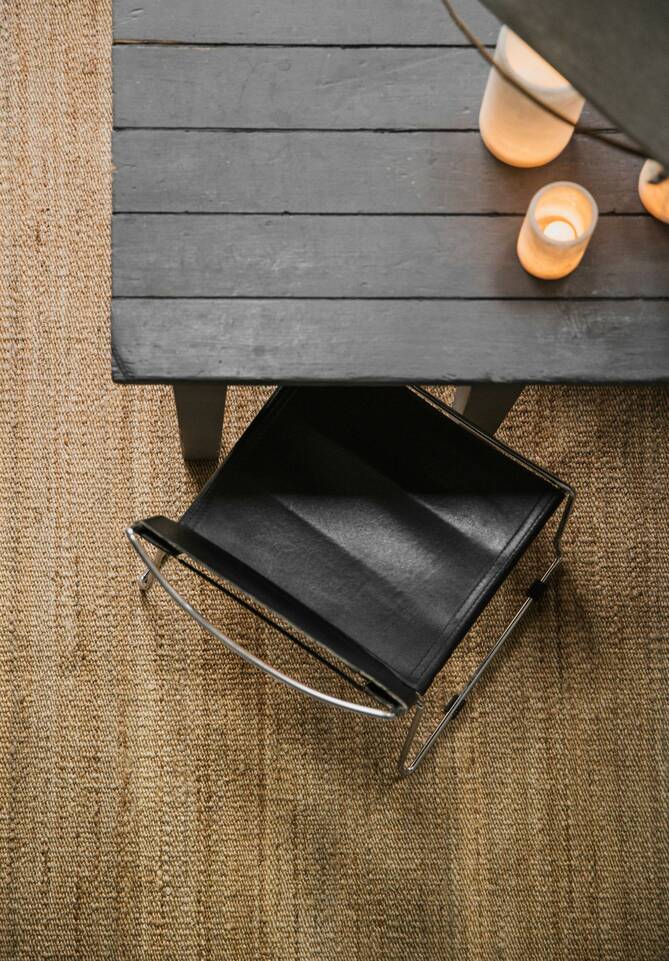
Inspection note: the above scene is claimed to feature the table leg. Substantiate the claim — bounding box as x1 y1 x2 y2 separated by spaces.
173 383 227 460
452 385 524 434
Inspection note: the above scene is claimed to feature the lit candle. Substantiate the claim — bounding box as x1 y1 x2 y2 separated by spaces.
638 159 669 223
542 219 576 242
517 182 598 280
479 26 585 168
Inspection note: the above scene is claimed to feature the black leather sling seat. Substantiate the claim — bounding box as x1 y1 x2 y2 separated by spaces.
134 387 564 711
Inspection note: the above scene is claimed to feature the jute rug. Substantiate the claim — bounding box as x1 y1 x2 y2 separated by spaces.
1 2 668 958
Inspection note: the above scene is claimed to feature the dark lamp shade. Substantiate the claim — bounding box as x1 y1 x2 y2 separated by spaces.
478 0 669 169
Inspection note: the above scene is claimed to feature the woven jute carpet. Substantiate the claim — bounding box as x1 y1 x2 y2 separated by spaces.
2 3 668 959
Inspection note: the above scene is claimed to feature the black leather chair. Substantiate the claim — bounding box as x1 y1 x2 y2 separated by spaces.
127 387 573 775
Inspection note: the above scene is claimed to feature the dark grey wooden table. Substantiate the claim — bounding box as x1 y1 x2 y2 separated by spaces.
111 0 669 458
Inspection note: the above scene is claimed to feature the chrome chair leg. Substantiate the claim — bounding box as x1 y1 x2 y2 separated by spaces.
398 553 564 777
138 548 168 593
398 695 462 776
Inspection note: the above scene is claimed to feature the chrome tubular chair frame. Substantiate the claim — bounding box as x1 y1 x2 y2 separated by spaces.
126 527 403 720
397 503 572 776
127 386 575 775
397 387 575 775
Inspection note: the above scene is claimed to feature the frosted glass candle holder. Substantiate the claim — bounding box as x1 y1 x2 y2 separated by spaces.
479 26 585 168
517 182 598 280
638 159 669 223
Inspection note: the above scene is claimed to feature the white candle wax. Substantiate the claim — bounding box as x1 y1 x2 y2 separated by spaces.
543 219 577 242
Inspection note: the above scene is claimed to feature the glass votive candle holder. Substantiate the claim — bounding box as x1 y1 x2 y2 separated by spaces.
479 26 585 168
517 182 598 280
638 159 669 223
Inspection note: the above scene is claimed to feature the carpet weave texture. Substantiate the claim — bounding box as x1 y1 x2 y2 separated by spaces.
1 3 668 959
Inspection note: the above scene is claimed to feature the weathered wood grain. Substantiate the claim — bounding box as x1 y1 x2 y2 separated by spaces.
111 298 669 383
113 0 498 45
112 214 669 298
113 130 642 214
110 0 669 393
112 46 606 130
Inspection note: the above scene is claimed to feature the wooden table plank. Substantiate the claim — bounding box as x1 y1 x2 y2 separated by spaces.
112 214 669 299
113 131 642 215
111 299 669 384
113 0 499 45
110 0 669 446
112 46 607 131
